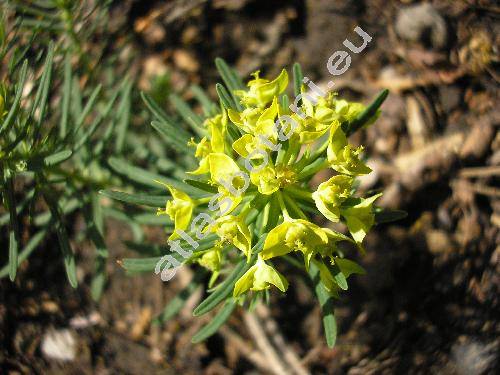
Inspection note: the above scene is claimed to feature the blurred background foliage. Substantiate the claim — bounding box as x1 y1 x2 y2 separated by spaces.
0 0 184 299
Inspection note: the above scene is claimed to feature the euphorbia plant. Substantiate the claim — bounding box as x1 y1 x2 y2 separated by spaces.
104 59 403 347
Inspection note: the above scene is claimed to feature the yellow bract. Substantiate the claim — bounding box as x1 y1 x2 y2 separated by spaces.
205 111 227 153
197 248 222 272
234 69 288 108
157 182 195 240
233 257 288 297
189 112 227 175
208 152 245 214
188 137 211 175
341 193 382 244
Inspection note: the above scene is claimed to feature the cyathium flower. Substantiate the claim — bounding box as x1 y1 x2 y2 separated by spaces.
327 124 372 176
312 175 353 222
233 257 288 297
197 248 222 272
234 69 288 108
213 215 252 260
261 218 329 260
298 93 340 144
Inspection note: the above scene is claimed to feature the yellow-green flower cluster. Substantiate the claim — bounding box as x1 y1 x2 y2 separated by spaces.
159 68 382 298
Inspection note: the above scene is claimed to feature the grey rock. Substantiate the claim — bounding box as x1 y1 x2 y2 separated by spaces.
395 3 447 49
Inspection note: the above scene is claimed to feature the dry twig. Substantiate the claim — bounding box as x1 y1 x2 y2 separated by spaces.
244 312 289 375
256 304 310 375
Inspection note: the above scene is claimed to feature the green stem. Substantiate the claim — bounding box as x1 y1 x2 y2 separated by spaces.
275 190 290 220
297 158 329 180
239 202 252 218
276 139 289 165
261 202 270 233
285 141 301 165
282 191 308 220
195 196 212 205
307 138 330 164
284 185 313 201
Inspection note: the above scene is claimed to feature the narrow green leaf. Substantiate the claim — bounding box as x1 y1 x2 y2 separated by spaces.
214 58 244 111
122 234 218 274
191 84 218 116
265 196 280 232
108 157 167 188
0 229 47 279
249 193 269 211
73 86 120 152
215 83 236 110
330 263 348 291
73 84 102 136
184 179 218 194
0 60 28 134
114 79 132 153
169 93 205 137
55 221 78 288
99 189 167 208
192 300 236 343
215 58 244 91
132 212 173 226
374 209 407 224
5 178 19 280
124 242 163 256
150 120 191 153
59 53 71 137
193 236 266 316
335 258 366 278
141 91 175 125
280 94 289 112
85 193 108 301
90 259 106 301
309 262 337 348
120 256 162 274
44 192 78 288
107 157 201 196
346 89 389 136
103 207 172 227
193 259 245 316
44 149 72 166
94 81 130 154
70 76 83 119
19 18 64 31
292 62 303 97
297 157 327 180
32 42 55 139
